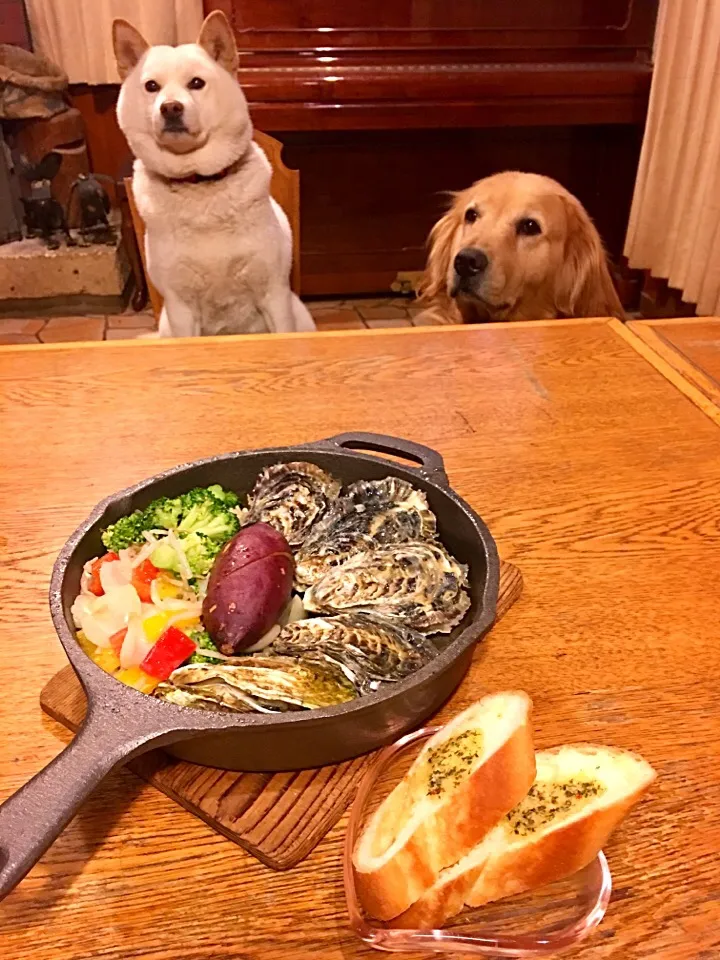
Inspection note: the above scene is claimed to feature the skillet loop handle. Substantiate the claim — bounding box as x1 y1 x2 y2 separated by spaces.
0 709 154 902
322 432 449 487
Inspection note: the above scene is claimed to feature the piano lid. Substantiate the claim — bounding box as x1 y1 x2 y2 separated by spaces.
207 0 657 130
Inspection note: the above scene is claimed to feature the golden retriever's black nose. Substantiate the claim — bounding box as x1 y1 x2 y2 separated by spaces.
454 248 489 278
160 100 184 119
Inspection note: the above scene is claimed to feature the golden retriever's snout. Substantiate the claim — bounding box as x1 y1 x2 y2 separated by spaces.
451 247 489 297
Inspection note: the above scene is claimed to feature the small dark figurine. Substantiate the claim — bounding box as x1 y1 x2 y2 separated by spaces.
67 173 117 246
16 152 74 249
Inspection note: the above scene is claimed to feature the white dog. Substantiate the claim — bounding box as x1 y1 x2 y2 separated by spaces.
112 11 315 337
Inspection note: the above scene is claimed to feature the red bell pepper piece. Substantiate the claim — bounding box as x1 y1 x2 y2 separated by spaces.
131 558 160 603
140 625 196 680
88 552 120 596
108 628 128 655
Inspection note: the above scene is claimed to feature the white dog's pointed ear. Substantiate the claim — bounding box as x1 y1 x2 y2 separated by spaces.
113 19 149 80
197 11 238 75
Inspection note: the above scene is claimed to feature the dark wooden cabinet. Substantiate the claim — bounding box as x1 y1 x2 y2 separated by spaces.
207 0 658 296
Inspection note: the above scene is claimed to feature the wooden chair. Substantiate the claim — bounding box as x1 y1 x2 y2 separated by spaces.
124 130 302 321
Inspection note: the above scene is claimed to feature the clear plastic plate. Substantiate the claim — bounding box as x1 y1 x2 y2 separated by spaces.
343 727 612 957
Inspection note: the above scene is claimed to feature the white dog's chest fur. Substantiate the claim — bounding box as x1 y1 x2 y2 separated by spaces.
135 144 292 336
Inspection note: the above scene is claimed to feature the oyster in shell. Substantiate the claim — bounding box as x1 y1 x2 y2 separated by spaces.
303 541 470 634
159 655 356 712
296 477 437 586
154 685 242 713
270 613 437 694
246 462 341 548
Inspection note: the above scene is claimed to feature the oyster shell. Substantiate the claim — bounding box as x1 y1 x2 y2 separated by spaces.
160 655 356 712
270 613 437 694
303 541 470 634
246 461 341 548
295 477 437 586
154 685 242 713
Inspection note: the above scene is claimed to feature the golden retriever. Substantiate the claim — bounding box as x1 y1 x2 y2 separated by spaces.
417 171 624 324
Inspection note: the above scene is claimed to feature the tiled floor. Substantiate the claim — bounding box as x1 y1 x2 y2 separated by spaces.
0 297 439 345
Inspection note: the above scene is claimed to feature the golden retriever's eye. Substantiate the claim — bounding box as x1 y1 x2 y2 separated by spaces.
517 218 542 237
188 77 206 90
464 208 479 224
144 80 160 93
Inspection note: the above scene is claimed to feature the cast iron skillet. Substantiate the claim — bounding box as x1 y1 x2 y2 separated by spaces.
0 432 499 901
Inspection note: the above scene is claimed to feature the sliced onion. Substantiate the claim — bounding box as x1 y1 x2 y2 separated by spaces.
131 537 163 568
82 616 114 648
149 574 182 607
76 584 142 648
104 583 142 619
280 595 306 626
99 559 131 594
165 528 192 583
187 647 235 662
244 623 281 653
120 616 154 669
71 593 95 629
80 559 95 595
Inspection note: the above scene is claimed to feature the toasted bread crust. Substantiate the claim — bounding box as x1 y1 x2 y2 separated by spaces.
354 696 536 921
467 768 654 907
391 744 656 929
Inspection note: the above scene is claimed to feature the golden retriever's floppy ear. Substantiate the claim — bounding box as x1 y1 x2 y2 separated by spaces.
113 19 149 80
554 196 625 320
417 200 460 304
197 11 238 75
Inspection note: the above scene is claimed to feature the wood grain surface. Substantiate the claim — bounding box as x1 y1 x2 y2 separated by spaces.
37 561 522 871
627 317 720 420
1 319 720 959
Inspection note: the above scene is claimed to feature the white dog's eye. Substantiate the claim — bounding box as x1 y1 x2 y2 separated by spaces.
516 218 542 236
464 208 478 224
144 80 160 93
188 77 206 90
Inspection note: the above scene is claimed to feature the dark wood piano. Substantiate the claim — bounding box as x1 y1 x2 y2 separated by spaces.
208 0 658 297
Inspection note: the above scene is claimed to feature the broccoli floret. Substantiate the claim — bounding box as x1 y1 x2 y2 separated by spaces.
183 532 223 578
143 495 183 530
102 494 181 551
150 534 221 579
177 488 240 542
206 484 240 508
188 628 221 664
150 541 180 573
101 509 147 551
102 485 239 556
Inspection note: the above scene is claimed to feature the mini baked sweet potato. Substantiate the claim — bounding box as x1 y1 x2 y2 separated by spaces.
202 522 295 654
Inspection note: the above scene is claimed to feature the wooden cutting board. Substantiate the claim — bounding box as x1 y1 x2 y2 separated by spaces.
40 560 522 871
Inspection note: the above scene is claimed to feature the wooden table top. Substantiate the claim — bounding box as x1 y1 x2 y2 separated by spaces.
1 318 719 959
628 317 720 421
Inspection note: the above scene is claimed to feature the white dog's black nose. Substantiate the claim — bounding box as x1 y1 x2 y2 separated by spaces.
454 248 489 278
160 100 184 119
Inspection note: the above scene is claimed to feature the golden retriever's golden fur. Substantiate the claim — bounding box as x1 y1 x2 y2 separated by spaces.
417 171 624 324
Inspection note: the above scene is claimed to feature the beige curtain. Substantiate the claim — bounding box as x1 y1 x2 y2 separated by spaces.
25 0 204 85
624 0 720 315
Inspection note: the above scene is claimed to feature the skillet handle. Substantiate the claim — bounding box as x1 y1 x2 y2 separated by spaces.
0 706 156 902
322 432 449 487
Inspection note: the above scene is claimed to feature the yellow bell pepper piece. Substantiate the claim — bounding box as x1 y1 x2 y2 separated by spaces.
76 631 96 658
142 610 174 643
92 646 121 674
114 667 159 694
154 577 183 601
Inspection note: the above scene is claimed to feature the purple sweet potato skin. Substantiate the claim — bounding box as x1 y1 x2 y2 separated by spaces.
202 522 295 654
